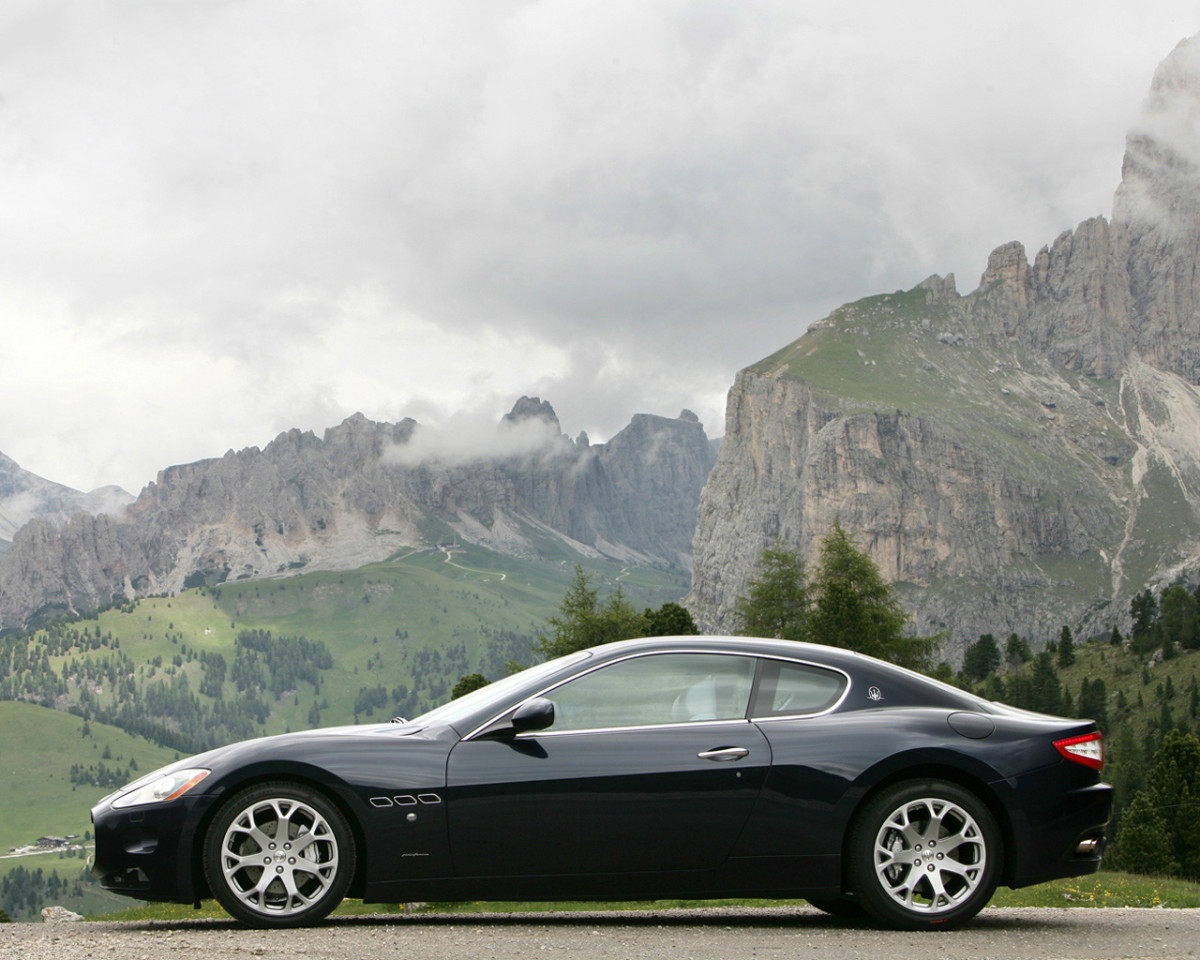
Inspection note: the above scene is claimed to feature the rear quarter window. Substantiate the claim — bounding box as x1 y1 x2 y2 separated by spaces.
752 659 847 718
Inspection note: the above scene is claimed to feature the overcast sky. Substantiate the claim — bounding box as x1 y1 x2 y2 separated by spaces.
1 1 1196 494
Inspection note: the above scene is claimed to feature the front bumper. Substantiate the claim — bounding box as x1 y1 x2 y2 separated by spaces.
91 794 217 903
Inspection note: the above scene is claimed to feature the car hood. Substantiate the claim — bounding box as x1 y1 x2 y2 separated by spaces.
97 721 433 807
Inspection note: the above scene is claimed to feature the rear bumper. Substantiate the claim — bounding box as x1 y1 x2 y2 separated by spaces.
1004 780 1113 888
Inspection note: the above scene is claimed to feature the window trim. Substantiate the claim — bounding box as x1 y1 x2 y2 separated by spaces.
465 649 757 740
747 654 851 721
463 649 853 741
514 717 755 740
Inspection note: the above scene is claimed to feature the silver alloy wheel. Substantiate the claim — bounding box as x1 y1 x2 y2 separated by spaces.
871 796 987 913
219 796 341 918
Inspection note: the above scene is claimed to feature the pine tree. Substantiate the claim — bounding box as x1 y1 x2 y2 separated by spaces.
1160 584 1199 650
1005 674 1035 710
1029 651 1064 715
452 673 489 699
962 634 1001 682
1057 625 1075 668
1078 677 1109 731
733 540 808 641
640 602 700 637
1159 699 1174 734
807 524 940 671
537 565 643 659
1131 589 1161 654
1108 725 1145 812
1108 792 1178 876
1110 731 1200 880
1005 633 1031 664
979 674 1007 702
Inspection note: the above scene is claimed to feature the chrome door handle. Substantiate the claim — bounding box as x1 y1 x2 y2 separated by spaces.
697 746 750 762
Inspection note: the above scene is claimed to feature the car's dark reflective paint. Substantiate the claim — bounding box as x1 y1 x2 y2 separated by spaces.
91 636 1112 930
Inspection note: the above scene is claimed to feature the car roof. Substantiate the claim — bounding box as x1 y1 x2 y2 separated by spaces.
583 635 986 711
586 635 878 668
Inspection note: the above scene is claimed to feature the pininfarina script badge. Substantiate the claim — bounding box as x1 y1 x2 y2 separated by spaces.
867 686 884 702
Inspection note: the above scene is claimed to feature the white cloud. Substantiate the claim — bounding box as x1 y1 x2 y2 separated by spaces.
0 1 1197 492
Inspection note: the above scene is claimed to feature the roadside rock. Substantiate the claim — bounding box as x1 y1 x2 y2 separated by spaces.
39 906 82 923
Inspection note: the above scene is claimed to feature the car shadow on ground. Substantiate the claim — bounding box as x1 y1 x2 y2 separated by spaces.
94 907 1074 934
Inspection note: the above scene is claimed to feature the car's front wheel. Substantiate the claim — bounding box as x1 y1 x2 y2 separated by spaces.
203 782 355 928
846 779 1000 930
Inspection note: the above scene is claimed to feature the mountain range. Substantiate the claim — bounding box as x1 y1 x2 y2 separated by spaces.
0 399 714 630
6 34 1200 662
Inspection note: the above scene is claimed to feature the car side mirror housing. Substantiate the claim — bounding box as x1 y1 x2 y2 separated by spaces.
510 697 555 734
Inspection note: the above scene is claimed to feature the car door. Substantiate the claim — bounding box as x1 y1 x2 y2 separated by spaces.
730 656 858 876
445 651 771 878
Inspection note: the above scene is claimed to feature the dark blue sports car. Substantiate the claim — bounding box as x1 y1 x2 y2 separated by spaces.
91 636 1111 930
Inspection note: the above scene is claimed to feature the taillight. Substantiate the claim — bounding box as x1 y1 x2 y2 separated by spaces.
1054 731 1104 771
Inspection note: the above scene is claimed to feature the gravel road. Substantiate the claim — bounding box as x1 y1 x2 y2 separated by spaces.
3 906 1199 960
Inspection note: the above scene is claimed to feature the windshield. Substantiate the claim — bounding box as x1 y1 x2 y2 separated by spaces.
408 650 592 731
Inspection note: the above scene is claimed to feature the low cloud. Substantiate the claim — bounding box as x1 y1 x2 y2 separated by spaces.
382 408 570 468
1137 32 1200 163
1116 33 1200 234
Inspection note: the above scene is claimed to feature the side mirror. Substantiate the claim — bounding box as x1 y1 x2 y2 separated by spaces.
509 697 555 734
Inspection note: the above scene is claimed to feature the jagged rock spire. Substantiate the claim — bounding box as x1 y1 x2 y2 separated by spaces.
501 396 561 431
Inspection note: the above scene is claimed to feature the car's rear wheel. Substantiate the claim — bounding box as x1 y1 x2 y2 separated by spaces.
203 782 355 928
846 779 1000 930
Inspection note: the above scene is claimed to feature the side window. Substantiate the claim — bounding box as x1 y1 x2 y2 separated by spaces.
544 653 756 732
751 660 846 718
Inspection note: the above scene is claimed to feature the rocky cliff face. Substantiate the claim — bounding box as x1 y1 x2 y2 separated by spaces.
690 34 1200 655
0 401 714 629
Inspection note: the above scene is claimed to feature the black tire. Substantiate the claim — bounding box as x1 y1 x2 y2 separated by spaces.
806 896 865 918
846 779 1000 931
203 781 355 928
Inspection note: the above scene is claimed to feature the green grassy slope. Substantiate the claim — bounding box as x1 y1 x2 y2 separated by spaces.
752 288 1131 491
0 700 181 916
1049 638 1199 736
71 545 685 729
0 701 180 852
0 547 687 851
968 634 1198 829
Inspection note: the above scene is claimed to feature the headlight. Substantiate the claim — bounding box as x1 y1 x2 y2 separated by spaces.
111 769 211 808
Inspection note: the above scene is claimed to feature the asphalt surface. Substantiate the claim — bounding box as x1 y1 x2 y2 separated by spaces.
3 906 1200 960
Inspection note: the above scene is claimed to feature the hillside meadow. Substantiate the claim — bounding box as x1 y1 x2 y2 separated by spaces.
0 547 687 850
